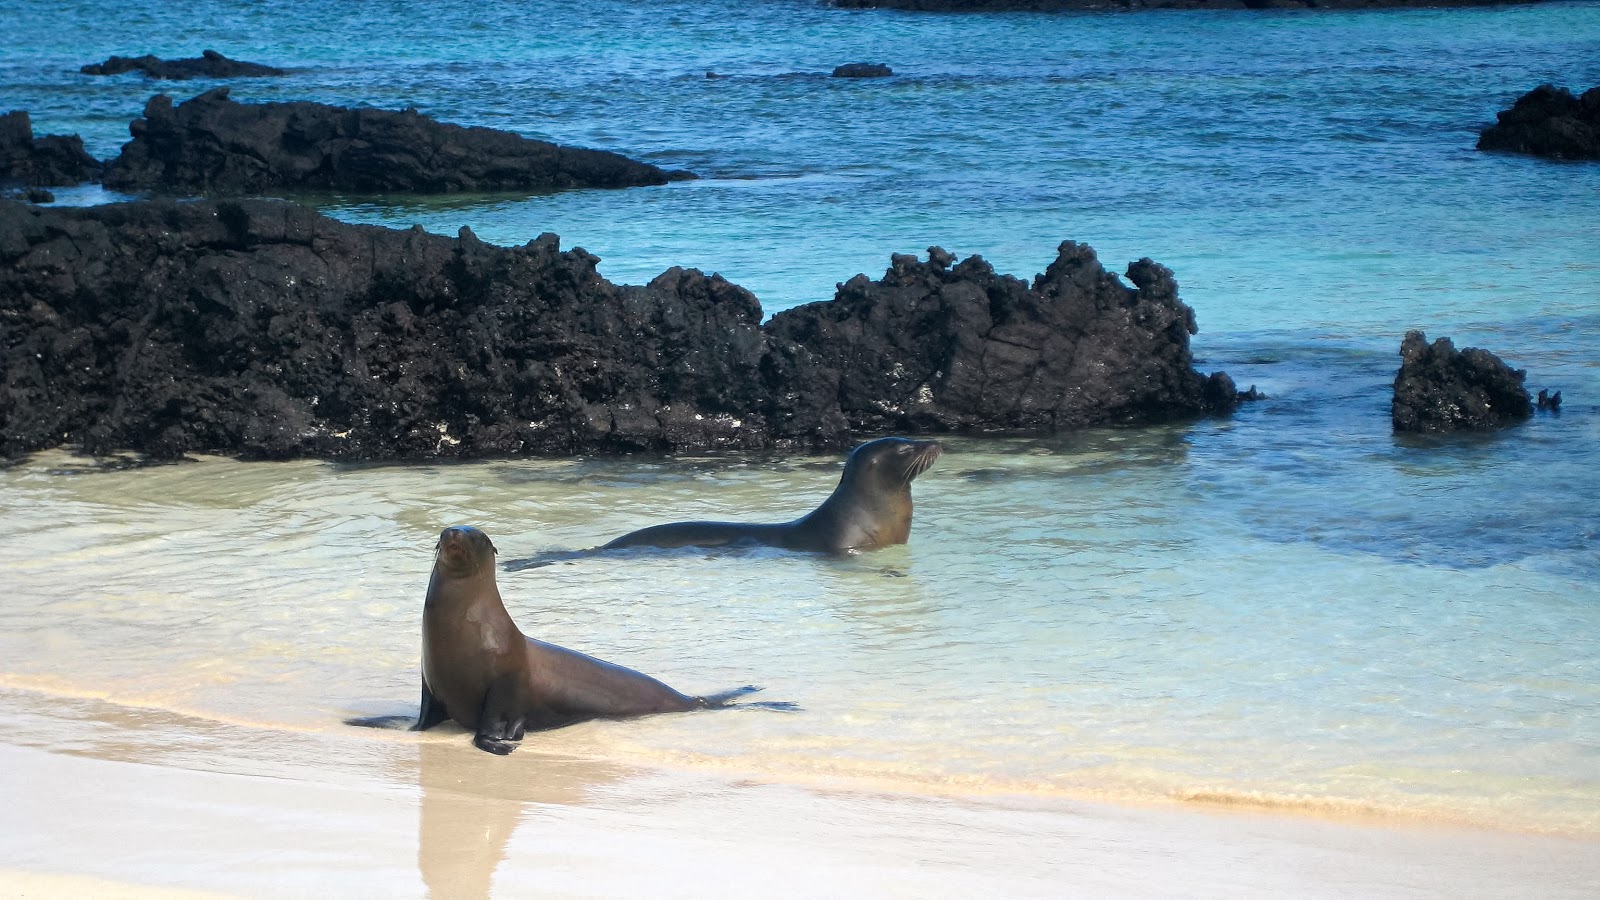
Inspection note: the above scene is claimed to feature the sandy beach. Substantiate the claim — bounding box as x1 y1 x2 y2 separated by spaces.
4 685 1598 899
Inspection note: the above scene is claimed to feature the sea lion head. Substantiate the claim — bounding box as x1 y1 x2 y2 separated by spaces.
434 525 497 579
842 437 943 492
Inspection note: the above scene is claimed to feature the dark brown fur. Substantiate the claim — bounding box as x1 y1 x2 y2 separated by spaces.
599 437 942 554
353 526 755 754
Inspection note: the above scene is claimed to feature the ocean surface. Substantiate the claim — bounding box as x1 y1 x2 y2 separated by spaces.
2 0 1599 843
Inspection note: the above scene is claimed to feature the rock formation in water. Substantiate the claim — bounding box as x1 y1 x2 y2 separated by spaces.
832 63 894 78
831 0 1542 10
1391 330 1532 433
101 88 695 195
0 197 1241 461
80 49 288 80
765 245 1239 433
0 111 102 187
1476 84 1600 161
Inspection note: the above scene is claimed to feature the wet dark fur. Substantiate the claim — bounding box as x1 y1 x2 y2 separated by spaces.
348 526 790 754
596 437 942 555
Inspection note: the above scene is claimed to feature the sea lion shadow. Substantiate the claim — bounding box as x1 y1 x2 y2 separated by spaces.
501 540 803 571
412 738 626 897
345 685 802 732
501 548 594 571
727 700 803 713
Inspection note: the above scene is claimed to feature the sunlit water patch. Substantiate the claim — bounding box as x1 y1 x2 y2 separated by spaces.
2 438 1596 834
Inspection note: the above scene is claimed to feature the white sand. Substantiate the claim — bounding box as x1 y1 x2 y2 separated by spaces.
3 736 1598 899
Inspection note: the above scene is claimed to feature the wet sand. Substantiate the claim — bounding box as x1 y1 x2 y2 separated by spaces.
3 693 1598 899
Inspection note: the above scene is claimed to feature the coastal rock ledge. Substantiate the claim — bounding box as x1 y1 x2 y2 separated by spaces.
1476 84 1600 161
0 111 102 187
1391 330 1531 433
101 88 692 194
0 198 1239 461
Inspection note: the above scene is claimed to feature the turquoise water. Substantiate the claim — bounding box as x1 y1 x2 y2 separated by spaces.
2 0 1598 833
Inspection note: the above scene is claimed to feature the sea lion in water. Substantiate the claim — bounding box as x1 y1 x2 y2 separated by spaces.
349 525 770 754
598 437 942 554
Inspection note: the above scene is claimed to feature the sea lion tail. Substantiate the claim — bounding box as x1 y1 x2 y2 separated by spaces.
501 548 595 571
696 685 763 707
694 685 802 712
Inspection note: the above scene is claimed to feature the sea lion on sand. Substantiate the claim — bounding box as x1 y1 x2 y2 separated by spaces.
598 437 942 554
348 525 776 754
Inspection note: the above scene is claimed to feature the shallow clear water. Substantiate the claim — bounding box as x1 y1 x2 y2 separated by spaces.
2 0 1598 835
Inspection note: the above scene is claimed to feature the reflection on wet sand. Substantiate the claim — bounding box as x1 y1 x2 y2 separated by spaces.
412 737 628 899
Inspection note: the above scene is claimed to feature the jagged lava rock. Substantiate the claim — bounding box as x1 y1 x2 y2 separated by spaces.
764 242 1240 433
1477 84 1600 161
1 199 1238 461
1391 330 1532 433
80 49 287 80
0 198 771 460
101 88 694 194
0 111 102 186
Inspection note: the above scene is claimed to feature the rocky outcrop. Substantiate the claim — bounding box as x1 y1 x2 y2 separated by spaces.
1391 330 1531 433
832 0 1541 9
765 245 1238 434
833 63 893 78
80 49 287 80
1477 84 1600 161
0 111 102 186
0 198 1239 461
101 88 694 195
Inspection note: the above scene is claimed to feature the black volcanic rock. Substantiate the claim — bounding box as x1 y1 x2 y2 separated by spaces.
766 243 1239 433
0 198 1238 461
0 111 102 187
833 63 893 78
101 88 693 195
1477 84 1600 161
832 0 1541 9
80 49 287 80
1391 330 1532 433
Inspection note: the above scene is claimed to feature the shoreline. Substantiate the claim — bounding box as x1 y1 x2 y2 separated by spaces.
5 665 1598 843
4 734 1598 899
3 682 1599 898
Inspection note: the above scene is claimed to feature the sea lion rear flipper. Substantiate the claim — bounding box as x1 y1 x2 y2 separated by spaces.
694 685 802 712
411 676 449 732
696 684 763 707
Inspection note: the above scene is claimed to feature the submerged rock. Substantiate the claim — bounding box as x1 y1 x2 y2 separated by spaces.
80 49 287 80
1477 84 1600 161
1391 330 1532 433
765 243 1240 434
0 110 102 187
832 63 893 78
0 198 1238 461
101 88 694 195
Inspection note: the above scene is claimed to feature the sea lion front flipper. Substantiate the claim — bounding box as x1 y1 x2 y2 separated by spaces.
472 678 527 755
411 676 449 732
